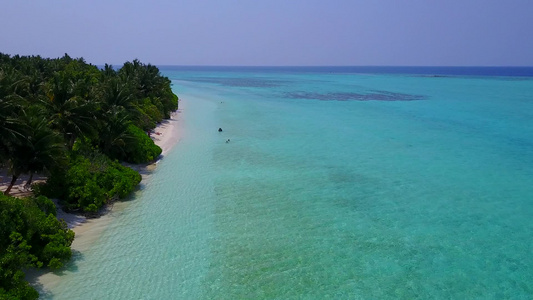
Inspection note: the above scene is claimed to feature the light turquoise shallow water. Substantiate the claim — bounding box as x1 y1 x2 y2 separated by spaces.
42 69 533 299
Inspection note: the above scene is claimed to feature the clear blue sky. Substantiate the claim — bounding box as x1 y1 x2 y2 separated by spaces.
1 0 532 66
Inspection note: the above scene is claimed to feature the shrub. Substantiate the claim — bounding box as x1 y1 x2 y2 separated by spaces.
0 194 74 298
140 97 163 124
123 125 162 163
39 153 141 212
133 106 157 131
32 195 57 216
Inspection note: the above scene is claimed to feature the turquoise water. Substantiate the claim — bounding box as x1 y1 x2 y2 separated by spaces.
42 68 533 299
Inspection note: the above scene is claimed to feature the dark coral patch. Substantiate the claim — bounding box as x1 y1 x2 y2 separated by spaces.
285 90 427 101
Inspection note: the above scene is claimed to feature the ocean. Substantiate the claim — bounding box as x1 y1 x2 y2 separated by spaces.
39 67 533 299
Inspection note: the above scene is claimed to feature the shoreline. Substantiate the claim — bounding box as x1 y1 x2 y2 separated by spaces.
152 110 182 157
26 99 184 291
76 102 183 227
54 106 184 232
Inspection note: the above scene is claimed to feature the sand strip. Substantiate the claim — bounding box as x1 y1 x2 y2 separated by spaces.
151 110 182 156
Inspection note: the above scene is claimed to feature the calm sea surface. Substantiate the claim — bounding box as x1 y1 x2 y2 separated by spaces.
42 67 533 299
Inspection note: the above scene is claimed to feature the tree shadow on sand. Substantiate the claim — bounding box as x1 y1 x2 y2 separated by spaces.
25 249 85 299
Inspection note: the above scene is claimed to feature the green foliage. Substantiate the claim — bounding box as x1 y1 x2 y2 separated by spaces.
123 125 162 163
1 52 177 168
140 98 163 124
133 106 157 131
32 195 57 216
118 59 178 119
0 194 74 299
0 53 176 298
39 153 141 212
97 162 141 198
3 106 66 194
95 110 133 160
65 160 106 211
43 70 99 149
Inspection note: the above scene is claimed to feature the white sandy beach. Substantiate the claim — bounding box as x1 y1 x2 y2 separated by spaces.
151 110 182 157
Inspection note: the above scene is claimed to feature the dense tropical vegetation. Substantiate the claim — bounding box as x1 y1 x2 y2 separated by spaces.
0 53 178 298
0 194 74 299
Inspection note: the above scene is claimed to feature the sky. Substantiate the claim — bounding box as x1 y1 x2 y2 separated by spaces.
1 0 532 66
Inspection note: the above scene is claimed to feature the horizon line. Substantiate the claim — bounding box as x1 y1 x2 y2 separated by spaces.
151 65 533 68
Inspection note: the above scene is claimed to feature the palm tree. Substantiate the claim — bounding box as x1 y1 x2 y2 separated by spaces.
99 77 136 111
42 72 98 149
3 108 65 195
97 109 133 160
94 76 140 159
117 60 177 120
102 63 117 78
0 66 26 164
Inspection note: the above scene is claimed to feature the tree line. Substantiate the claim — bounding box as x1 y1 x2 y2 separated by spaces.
0 53 178 298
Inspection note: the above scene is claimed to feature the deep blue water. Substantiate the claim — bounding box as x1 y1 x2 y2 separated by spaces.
159 65 533 77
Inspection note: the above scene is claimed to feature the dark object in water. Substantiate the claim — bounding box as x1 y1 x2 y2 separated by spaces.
218 128 223 132
226 139 230 143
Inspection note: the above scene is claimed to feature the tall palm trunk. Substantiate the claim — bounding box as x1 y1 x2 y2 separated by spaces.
26 172 34 187
3 174 18 195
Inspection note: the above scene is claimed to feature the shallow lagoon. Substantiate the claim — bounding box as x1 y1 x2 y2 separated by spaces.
42 67 533 299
